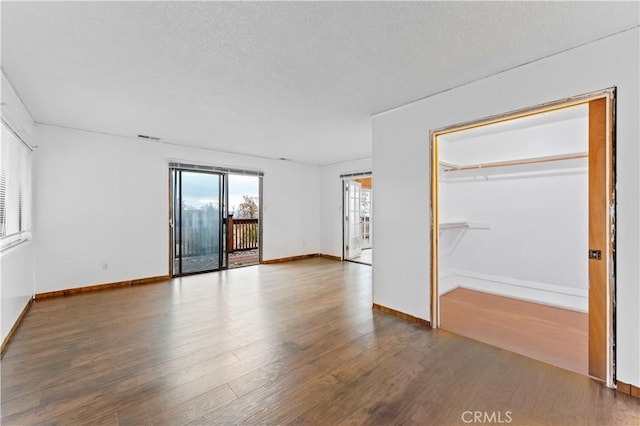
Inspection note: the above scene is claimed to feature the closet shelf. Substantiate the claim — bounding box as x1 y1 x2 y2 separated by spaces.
438 221 490 254
439 221 490 231
439 221 467 230
440 152 588 173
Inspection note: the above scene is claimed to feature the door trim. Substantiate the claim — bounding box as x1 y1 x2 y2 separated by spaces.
429 87 616 386
169 166 265 274
342 172 373 264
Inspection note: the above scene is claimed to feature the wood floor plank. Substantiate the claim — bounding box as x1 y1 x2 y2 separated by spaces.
1 258 638 425
440 288 589 375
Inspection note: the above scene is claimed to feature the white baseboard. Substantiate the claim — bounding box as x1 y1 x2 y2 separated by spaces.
438 271 460 296
438 269 588 313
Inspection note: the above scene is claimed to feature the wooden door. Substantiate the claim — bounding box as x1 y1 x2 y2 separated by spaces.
588 97 612 381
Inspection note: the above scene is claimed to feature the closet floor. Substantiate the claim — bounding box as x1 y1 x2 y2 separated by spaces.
440 288 588 376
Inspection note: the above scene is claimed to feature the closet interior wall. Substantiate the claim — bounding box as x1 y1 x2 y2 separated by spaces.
438 108 589 312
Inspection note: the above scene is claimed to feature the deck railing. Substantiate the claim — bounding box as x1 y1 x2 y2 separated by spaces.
226 216 259 252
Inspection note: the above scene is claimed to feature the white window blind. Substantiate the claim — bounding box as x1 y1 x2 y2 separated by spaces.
1 120 32 251
168 161 264 177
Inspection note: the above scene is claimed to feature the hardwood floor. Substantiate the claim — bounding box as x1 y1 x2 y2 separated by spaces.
441 288 589 376
2 258 639 425
348 248 372 265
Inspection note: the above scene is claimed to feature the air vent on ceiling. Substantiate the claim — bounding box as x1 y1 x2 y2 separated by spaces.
137 134 161 141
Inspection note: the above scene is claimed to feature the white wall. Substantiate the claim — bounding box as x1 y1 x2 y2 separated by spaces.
1 71 36 343
33 125 321 294
439 163 589 312
372 28 639 386
319 158 372 258
1 243 35 343
439 114 588 165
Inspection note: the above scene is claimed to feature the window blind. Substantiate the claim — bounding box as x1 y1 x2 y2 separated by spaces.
1 120 32 251
340 171 372 179
168 161 264 177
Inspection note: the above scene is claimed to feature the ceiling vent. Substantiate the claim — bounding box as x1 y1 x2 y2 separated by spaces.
137 134 160 141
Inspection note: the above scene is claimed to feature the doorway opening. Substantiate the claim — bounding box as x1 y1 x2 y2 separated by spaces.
342 172 372 265
430 89 616 386
170 164 263 277
227 174 260 269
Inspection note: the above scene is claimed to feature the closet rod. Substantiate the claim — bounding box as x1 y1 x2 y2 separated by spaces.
442 152 588 172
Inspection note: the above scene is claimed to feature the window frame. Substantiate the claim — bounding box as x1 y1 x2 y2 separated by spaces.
1 118 33 252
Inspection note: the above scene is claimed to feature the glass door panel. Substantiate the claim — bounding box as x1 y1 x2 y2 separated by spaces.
360 188 372 249
172 170 223 276
344 180 362 260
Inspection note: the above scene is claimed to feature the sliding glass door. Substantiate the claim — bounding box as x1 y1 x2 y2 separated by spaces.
172 170 224 276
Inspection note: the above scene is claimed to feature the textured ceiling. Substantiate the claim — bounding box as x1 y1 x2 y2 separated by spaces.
2 2 638 165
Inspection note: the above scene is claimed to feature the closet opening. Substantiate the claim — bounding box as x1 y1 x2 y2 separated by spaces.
430 88 616 386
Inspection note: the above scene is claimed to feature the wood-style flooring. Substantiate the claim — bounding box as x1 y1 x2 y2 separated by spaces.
2 258 639 425
441 288 588 376
348 248 372 265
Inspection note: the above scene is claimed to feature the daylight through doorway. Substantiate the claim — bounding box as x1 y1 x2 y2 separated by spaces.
227 174 260 269
343 174 372 265
170 164 263 276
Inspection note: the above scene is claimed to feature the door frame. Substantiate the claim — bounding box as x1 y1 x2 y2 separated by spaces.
169 168 225 277
168 163 265 276
225 172 263 269
341 171 373 263
344 179 363 260
429 87 616 386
